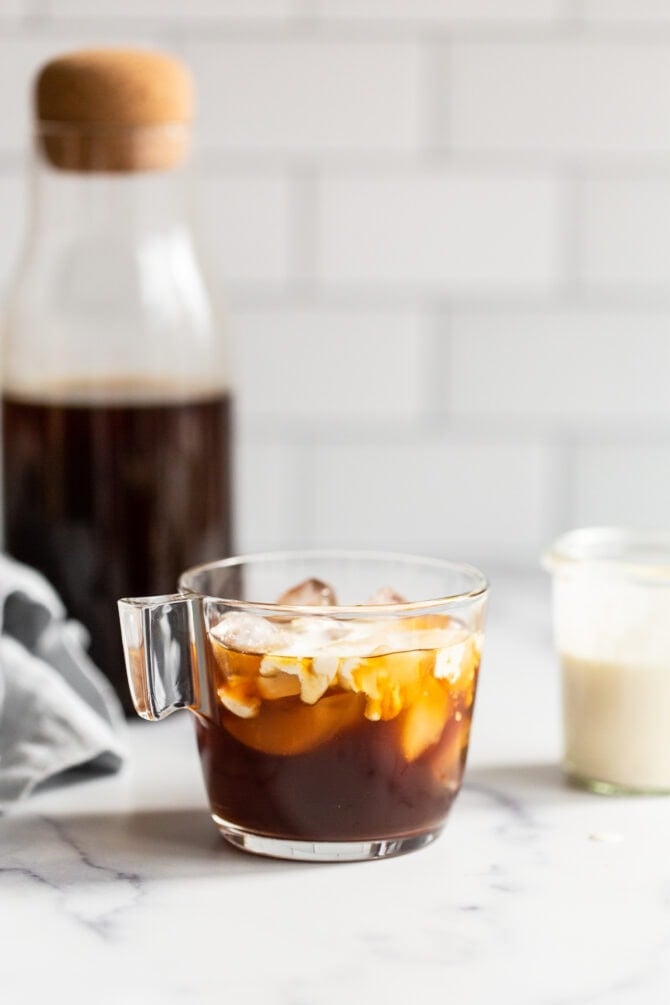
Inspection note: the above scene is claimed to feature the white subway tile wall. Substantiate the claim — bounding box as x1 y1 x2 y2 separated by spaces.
182 40 423 154
311 439 555 567
447 311 670 424
197 173 293 285
234 307 427 421
314 1 563 22
582 2 670 23
581 177 670 288
48 2 294 18
0 176 25 286
0 2 23 19
317 172 561 291
1 1 670 571
448 43 670 156
573 442 670 531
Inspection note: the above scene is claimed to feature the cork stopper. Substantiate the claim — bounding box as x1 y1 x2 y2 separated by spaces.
34 48 194 172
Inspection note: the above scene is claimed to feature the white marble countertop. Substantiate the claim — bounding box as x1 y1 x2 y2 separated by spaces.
2 575 670 1005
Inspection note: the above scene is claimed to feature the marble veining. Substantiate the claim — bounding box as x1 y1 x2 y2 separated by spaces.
2 576 670 1004
1 814 143 938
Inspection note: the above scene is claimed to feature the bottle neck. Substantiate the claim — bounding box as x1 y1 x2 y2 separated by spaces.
2 129 228 401
28 154 192 245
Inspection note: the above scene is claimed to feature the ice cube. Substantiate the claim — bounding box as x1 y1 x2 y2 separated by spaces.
217 685 260 719
288 616 349 649
222 692 365 757
257 672 302 701
433 636 480 690
211 612 287 654
276 578 337 606
399 677 451 761
364 586 408 605
260 653 333 704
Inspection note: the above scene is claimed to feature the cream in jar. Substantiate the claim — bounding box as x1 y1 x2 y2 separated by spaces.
545 528 670 793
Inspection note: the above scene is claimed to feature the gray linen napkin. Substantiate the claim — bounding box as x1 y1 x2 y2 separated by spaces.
0 553 126 810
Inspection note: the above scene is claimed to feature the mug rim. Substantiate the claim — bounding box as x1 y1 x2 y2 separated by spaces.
177 548 489 615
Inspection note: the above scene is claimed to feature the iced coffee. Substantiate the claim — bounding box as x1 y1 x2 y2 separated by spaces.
119 552 488 860
196 578 482 843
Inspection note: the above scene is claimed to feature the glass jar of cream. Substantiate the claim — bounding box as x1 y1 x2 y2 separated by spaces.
544 527 670 794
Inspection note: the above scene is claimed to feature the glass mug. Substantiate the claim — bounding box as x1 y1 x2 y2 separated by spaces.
118 551 488 861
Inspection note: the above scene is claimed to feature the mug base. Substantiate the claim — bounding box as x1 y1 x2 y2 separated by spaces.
212 815 442 862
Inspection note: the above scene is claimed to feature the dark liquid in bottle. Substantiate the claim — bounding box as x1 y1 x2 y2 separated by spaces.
2 386 233 715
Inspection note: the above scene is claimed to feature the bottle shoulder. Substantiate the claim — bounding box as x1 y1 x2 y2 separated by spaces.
1 228 231 394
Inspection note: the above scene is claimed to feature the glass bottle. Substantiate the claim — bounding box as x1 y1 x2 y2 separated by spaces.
1 49 233 714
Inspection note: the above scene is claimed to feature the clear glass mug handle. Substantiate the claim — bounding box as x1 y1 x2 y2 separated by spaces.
117 594 213 720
